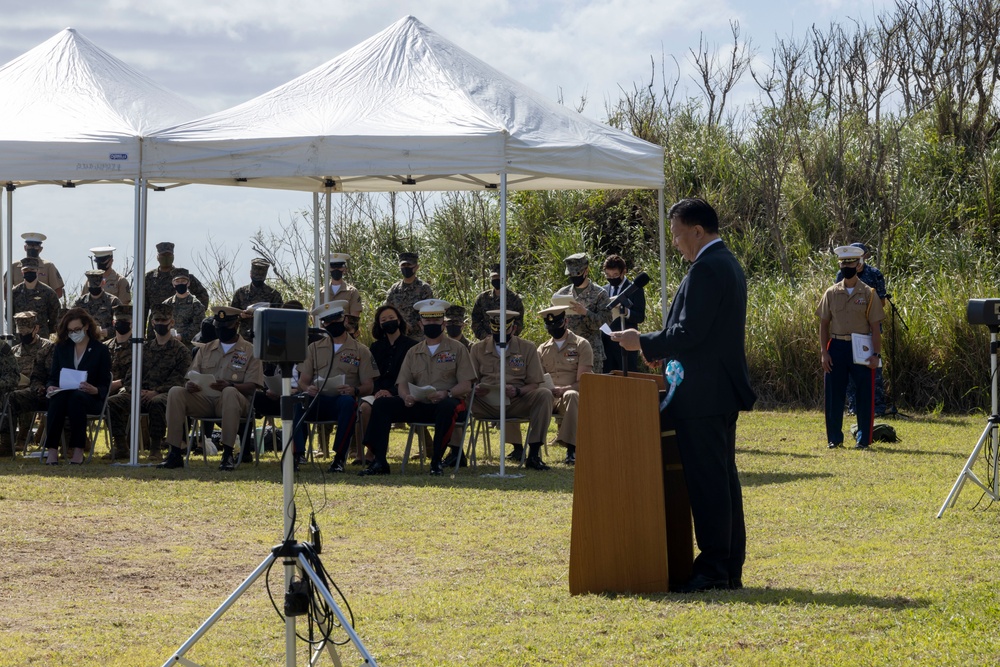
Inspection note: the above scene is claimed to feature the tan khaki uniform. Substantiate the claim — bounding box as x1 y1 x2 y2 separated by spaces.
816 281 885 335
538 330 593 447
316 283 363 317
82 269 131 304
299 336 378 391
7 259 63 293
397 336 476 391
165 336 263 448
469 336 553 445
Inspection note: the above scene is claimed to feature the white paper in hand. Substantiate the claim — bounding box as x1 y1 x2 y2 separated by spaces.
479 383 510 407
263 375 283 395
850 333 882 367
187 370 221 397
541 373 556 392
315 374 346 395
408 383 438 403
59 368 87 390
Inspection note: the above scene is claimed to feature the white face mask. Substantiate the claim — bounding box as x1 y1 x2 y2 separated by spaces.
68 330 86 344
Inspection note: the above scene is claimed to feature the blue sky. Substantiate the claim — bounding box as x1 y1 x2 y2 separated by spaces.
0 0 890 303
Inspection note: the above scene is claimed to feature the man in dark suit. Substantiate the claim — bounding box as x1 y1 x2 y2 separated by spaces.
612 198 756 593
600 254 646 373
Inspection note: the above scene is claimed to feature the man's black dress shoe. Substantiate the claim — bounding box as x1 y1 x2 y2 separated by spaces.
525 455 550 471
854 443 870 450
729 578 743 590
429 462 443 476
157 449 185 469
328 460 345 473
563 451 575 465
219 452 235 471
827 441 842 449
442 450 468 468
675 574 730 593
358 460 391 476
506 448 524 463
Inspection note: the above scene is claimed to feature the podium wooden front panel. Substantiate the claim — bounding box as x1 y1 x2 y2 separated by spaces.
570 373 690 595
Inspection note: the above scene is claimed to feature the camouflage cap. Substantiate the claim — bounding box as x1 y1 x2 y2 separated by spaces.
563 252 589 276
170 267 190 281
444 305 467 322
85 270 104 284
398 251 419 265
19 257 40 270
156 241 175 254
113 304 132 321
250 258 270 278
150 303 174 320
13 311 37 328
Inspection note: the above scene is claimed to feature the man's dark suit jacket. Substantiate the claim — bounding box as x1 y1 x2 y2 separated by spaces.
48 338 113 401
639 241 756 418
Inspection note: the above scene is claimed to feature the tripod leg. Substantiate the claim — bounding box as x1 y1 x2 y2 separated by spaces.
297 553 379 666
160 553 277 667
937 422 997 518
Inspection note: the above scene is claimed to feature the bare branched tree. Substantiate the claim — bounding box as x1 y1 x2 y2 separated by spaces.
690 21 753 129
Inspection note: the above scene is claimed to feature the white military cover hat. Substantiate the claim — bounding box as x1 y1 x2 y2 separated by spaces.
90 246 115 257
413 298 450 317
328 253 350 266
538 305 570 317
21 232 46 244
486 309 520 319
311 300 348 321
833 245 864 260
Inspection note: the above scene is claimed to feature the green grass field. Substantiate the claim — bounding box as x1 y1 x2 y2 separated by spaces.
2 410 1000 666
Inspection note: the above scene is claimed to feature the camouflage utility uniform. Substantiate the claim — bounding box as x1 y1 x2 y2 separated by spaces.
5 338 54 449
73 292 122 340
162 294 206 346
230 282 283 341
553 282 612 373
11 283 60 337
385 279 433 342
143 268 209 334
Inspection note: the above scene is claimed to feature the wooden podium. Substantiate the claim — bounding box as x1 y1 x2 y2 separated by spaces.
568 372 693 595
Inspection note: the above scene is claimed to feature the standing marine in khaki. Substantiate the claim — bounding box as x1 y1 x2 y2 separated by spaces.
469 309 554 470
158 306 263 471
537 305 594 465
88 246 132 304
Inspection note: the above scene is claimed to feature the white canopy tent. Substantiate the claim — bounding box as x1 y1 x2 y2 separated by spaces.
0 28 201 465
144 15 667 475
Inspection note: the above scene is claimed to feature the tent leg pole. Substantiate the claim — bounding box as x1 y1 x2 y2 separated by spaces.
313 192 321 308
127 177 148 466
6 185 14 335
657 189 668 322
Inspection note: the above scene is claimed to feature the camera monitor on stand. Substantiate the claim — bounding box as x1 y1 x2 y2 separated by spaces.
253 307 309 364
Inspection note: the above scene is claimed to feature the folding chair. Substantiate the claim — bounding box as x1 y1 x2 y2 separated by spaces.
29 392 112 464
466 415 530 468
401 388 476 474
0 395 16 452
185 400 256 469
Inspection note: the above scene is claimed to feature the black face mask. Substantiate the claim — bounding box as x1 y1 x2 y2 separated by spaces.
546 325 567 340
608 276 623 287
114 320 132 335
96 258 112 270
19 333 34 346
841 266 857 279
216 324 238 343
251 279 265 288
153 323 170 337
491 279 501 290
22 272 36 283
570 275 586 287
446 324 463 338
25 247 40 258
325 321 347 338
423 323 443 339
88 286 102 296
380 320 400 335
330 269 344 281
401 267 415 279
174 283 188 295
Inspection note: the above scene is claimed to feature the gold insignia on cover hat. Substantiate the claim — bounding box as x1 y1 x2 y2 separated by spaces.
311 300 348 321
213 306 243 322
833 245 864 261
413 298 450 317
90 246 115 258
329 253 350 266
539 305 570 320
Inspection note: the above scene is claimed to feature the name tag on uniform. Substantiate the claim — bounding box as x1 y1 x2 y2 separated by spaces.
508 354 525 369
435 351 456 363
339 352 360 367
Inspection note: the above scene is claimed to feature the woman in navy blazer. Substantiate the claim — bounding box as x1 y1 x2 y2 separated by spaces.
44 307 112 464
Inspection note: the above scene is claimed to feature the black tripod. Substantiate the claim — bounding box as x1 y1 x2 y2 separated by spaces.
883 293 909 417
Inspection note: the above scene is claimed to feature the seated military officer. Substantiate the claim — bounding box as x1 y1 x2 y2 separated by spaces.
4 311 54 453
469 309 554 470
360 299 475 477
293 300 377 473
0 338 17 456
444 305 473 350
537 305 594 465
158 306 263 471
